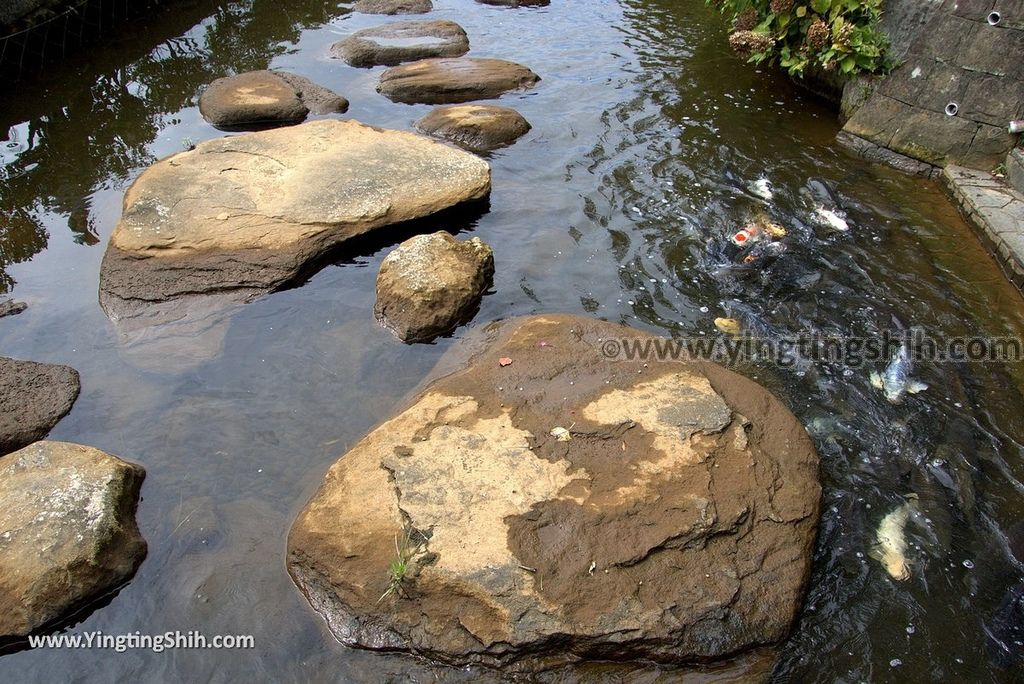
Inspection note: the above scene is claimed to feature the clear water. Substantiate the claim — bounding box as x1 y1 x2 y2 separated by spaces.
1 0 1023 680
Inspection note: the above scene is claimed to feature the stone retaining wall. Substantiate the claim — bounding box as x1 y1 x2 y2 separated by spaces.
841 0 1023 171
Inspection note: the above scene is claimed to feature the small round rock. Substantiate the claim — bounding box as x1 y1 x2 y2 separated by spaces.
416 104 531 152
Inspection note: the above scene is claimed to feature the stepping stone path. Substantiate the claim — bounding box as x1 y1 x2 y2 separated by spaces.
374 232 494 342
99 120 491 322
288 314 821 671
378 57 540 104
416 104 531 152
199 70 348 130
0 356 80 456
0 441 147 638
351 0 432 14
332 20 469 68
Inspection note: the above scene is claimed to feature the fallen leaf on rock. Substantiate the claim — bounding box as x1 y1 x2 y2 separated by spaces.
550 427 572 442
499 357 513 367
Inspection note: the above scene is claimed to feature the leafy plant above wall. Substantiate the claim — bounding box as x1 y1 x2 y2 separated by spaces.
710 0 893 77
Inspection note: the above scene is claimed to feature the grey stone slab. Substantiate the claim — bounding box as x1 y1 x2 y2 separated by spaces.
992 0 1024 29
878 60 968 113
951 0 996 20
909 15 979 60
955 25 1024 77
965 122 1020 168
889 107 980 164
1007 148 1024 193
960 74 1024 126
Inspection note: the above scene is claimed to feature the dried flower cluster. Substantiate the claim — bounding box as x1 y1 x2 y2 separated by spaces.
729 30 775 57
806 17 831 51
769 0 793 15
734 7 758 31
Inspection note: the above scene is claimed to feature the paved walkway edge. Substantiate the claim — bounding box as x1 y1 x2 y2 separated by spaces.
942 165 1024 291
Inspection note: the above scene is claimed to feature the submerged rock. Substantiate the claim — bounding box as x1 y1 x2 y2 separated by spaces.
98 120 491 324
0 441 147 638
416 104 531 152
0 298 26 318
332 20 469 68
378 57 540 105
288 314 821 671
0 357 80 456
199 70 348 130
374 232 493 342
351 0 432 14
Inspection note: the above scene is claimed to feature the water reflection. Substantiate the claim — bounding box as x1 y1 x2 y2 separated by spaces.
0 0 349 293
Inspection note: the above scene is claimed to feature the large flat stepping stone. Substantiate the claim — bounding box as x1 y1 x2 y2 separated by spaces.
378 57 540 104
288 314 821 671
374 232 493 342
351 0 432 14
416 104 530 152
99 120 491 322
0 441 146 638
332 20 469 68
199 70 348 130
0 356 80 456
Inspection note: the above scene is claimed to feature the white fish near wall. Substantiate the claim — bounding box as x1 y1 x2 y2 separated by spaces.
814 206 850 231
748 177 774 201
870 495 918 581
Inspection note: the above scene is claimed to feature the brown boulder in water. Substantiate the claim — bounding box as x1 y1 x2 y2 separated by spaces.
374 232 494 342
332 20 470 68
351 0 432 14
199 70 348 130
0 356 80 456
98 120 491 325
0 441 146 637
288 314 821 671
416 104 531 152
378 57 540 105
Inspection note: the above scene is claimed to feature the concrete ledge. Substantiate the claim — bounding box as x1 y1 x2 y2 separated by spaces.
943 164 1024 290
836 131 939 178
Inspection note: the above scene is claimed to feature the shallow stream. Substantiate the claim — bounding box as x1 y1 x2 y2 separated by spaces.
1 0 1023 680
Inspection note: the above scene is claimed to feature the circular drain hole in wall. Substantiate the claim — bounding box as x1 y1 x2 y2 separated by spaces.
945 102 959 117
987 11 1001 25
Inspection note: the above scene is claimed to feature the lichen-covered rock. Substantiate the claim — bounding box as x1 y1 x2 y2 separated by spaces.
374 232 493 342
288 314 821 671
416 104 531 152
351 0 432 14
332 20 469 68
199 70 348 130
98 120 491 324
0 441 147 637
0 357 80 456
378 57 540 105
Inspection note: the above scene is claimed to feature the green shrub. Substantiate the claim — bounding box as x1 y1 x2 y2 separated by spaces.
711 0 893 77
